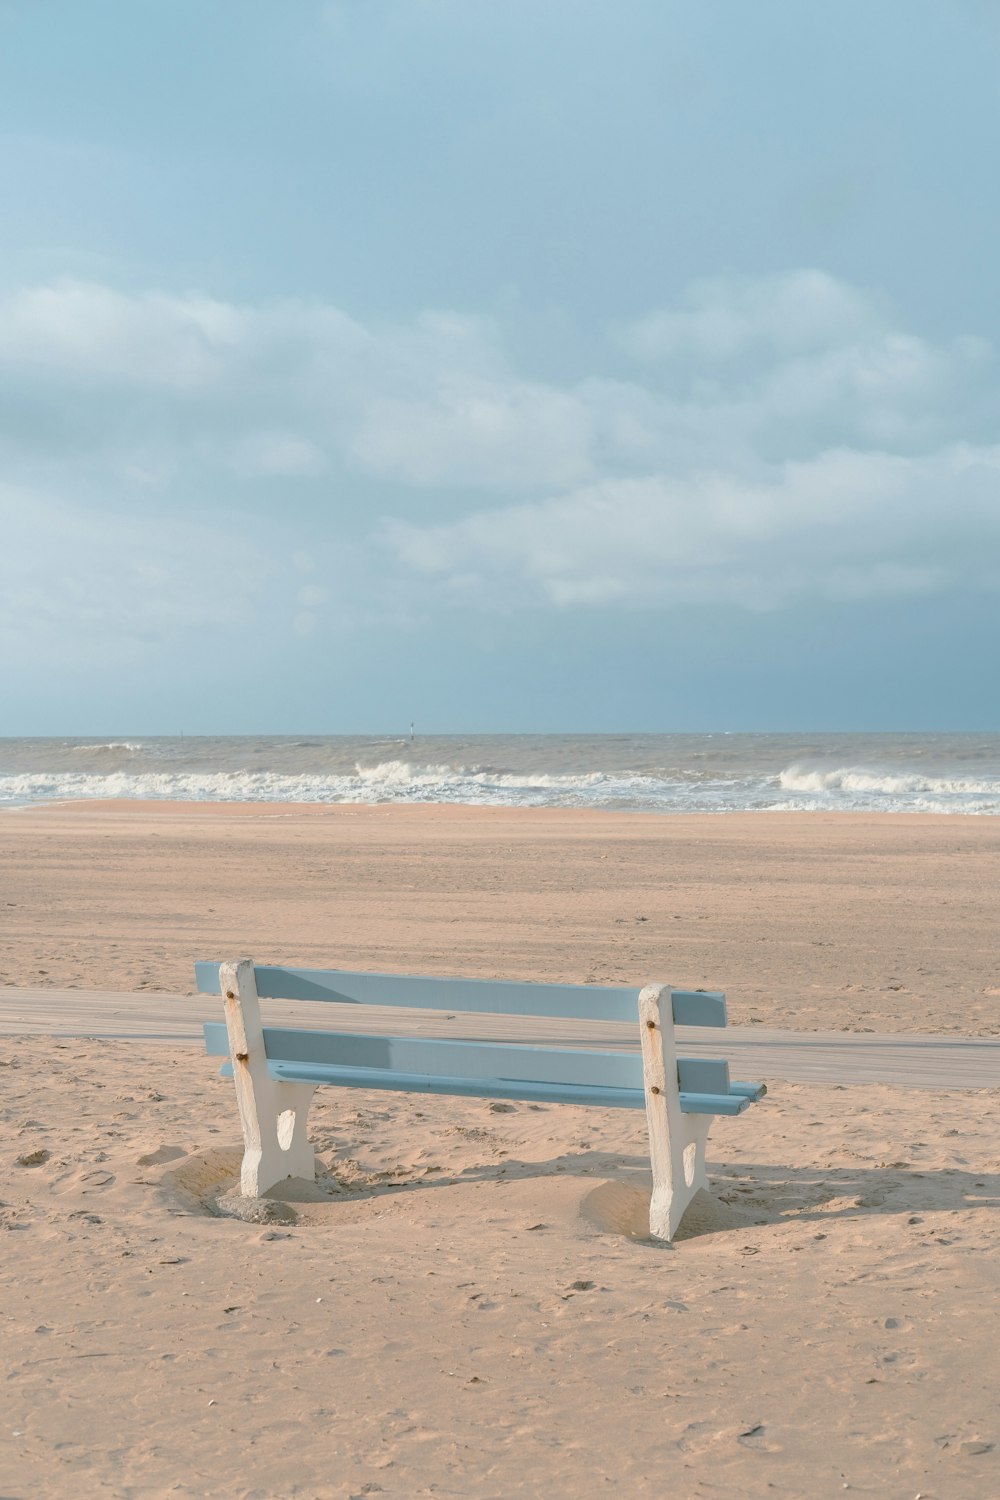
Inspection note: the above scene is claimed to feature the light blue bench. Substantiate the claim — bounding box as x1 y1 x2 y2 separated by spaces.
195 959 766 1241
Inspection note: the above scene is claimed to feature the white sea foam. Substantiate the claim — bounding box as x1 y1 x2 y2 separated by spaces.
70 741 144 753
2 739 999 813
354 759 609 792
779 764 1000 798
0 763 666 811
768 795 1000 815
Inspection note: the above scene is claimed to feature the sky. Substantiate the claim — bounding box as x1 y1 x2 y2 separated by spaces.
2 0 999 734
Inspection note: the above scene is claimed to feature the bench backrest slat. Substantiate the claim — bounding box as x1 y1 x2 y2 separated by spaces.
194 962 727 1028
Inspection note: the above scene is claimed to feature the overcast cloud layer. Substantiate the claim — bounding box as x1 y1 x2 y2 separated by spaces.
2 2 998 730
3 271 998 645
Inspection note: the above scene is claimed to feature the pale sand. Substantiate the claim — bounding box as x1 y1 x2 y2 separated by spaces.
2 803 1000 1497
3 801 1000 1032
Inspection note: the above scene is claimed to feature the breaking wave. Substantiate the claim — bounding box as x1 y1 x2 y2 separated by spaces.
2 741 998 813
69 741 145 753
0 763 672 811
354 759 610 792
771 763 1000 814
779 765 1000 796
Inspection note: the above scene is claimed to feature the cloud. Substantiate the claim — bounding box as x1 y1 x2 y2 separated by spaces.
0 281 247 388
0 482 272 666
227 430 328 479
374 270 1000 614
616 270 883 364
383 444 1000 611
2 268 998 661
0 281 590 493
352 378 591 489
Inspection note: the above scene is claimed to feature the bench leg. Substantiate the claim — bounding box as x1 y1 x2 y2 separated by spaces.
220 959 318 1197
639 984 714 1242
271 1081 317 1185
238 1080 317 1197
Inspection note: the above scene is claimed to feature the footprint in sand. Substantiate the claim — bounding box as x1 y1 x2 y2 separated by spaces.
678 1420 782 1456
79 1169 115 1190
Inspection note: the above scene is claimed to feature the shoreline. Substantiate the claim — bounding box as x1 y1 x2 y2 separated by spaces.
5 726 999 820
7 795 999 821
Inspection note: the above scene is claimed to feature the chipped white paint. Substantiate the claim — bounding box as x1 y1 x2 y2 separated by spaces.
639 984 712 1242
219 959 315 1196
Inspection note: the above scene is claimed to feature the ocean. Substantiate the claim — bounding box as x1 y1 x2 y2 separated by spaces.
1 733 999 814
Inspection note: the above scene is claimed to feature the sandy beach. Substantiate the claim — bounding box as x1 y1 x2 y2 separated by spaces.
3 801 1000 1033
6 0 1000 1491
3 803 1000 1497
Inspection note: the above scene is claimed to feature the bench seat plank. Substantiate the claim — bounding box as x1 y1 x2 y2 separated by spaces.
677 1091 751 1116
220 1057 648 1109
203 1023 735 1099
205 1022 753 1114
216 1059 754 1114
729 1081 768 1101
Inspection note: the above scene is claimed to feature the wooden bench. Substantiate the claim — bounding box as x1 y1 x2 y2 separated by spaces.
195 959 766 1241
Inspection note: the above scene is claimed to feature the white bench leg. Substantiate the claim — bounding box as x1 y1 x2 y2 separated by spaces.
272 1080 317 1185
219 959 318 1197
639 984 714 1242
